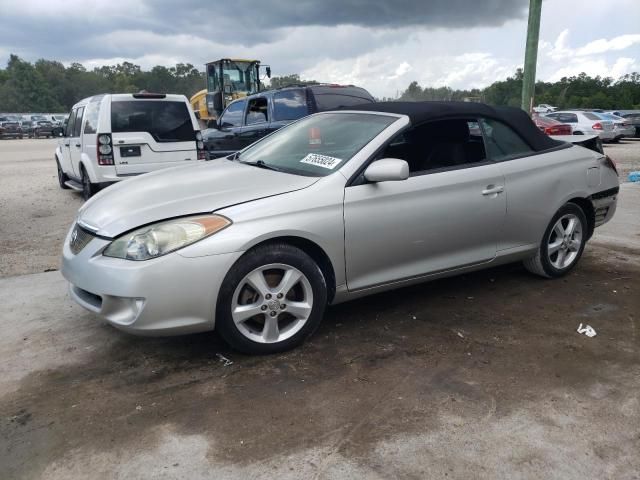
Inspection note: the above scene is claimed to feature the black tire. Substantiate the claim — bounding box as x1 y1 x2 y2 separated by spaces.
56 159 70 189
216 243 327 354
81 165 98 200
523 203 588 278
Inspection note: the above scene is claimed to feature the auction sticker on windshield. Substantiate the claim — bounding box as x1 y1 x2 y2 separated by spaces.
300 153 342 170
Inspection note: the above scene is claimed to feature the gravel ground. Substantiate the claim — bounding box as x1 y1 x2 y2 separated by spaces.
0 138 83 278
603 137 640 181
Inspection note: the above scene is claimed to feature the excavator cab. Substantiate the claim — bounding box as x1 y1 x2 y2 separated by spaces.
204 59 270 123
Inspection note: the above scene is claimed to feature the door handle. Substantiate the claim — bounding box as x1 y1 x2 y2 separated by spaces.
482 185 504 196
74 142 81 148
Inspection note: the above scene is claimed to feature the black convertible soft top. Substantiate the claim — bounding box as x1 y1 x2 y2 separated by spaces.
345 101 564 152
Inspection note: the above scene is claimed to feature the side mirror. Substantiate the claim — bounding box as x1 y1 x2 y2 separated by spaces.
363 158 409 183
266 66 272 78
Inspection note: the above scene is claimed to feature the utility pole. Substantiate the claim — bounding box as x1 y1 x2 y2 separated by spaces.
521 0 543 113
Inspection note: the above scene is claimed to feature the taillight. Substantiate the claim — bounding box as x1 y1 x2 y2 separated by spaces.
97 134 114 165
592 122 603 130
544 125 572 136
195 131 206 160
604 155 618 176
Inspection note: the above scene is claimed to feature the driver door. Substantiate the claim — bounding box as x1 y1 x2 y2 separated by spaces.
207 99 247 157
343 120 506 291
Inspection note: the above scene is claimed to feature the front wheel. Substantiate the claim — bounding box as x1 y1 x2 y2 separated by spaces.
523 203 588 278
216 243 327 354
57 159 70 189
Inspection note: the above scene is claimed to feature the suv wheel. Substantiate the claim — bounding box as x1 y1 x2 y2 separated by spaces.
81 166 98 200
56 159 70 189
523 203 588 278
216 243 327 354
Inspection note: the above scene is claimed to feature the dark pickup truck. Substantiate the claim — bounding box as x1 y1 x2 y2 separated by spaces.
202 84 375 159
0 117 23 139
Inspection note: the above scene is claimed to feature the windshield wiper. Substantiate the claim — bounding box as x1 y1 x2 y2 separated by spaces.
240 160 287 173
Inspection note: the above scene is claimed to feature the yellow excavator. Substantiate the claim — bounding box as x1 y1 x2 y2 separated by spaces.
190 58 271 127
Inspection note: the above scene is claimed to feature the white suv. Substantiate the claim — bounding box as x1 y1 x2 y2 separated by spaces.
55 93 205 199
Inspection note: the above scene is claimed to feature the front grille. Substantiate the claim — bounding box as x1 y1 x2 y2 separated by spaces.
70 224 95 255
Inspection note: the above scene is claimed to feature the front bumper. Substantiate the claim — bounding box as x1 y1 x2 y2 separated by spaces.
61 225 243 336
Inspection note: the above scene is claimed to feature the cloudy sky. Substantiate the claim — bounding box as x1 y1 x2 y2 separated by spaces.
0 0 639 97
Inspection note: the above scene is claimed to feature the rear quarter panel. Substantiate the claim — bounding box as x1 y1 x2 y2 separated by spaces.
497 145 601 251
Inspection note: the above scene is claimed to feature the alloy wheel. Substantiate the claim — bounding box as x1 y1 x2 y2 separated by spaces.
231 263 313 344
547 213 583 269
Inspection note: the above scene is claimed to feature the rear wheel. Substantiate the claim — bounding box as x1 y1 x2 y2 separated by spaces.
216 243 327 354
523 203 588 278
81 166 98 200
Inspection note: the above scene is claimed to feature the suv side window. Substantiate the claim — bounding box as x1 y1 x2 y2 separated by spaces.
245 97 268 125
220 100 246 128
73 107 84 137
273 90 307 121
312 92 374 110
65 109 76 137
83 101 100 135
480 118 533 161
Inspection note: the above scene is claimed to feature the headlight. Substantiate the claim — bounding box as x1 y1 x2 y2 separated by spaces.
103 215 231 261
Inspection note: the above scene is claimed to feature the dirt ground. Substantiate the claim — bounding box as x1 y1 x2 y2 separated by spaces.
0 138 639 479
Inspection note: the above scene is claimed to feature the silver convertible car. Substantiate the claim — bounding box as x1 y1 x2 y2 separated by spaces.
62 102 619 354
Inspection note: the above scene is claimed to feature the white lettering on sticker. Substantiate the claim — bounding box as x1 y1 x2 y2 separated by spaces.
300 153 342 170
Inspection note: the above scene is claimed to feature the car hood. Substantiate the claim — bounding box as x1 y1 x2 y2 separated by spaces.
78 159 319 238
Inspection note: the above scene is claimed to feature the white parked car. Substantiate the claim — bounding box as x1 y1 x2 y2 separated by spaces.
533 104 557 113
55 93 206 200
544 111 616 142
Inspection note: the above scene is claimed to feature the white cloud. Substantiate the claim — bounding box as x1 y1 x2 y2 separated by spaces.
541 29 640 82
577 34 640 56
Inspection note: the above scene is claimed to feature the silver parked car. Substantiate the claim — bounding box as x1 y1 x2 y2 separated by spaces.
544 110 616 141
594 112 635 140
61 102 619 354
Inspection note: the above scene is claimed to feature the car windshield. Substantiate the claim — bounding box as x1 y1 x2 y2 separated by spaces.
237 113 397 177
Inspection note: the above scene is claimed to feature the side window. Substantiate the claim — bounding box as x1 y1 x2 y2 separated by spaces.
245 97 268 125
273 90 307 121
73 107 84 137
583 112 601 121
312 93 374 110
480 118 533 161
557 113 577 123
83 101 100 134
378 119 487 175
219 100 246 128
65 109 76 137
